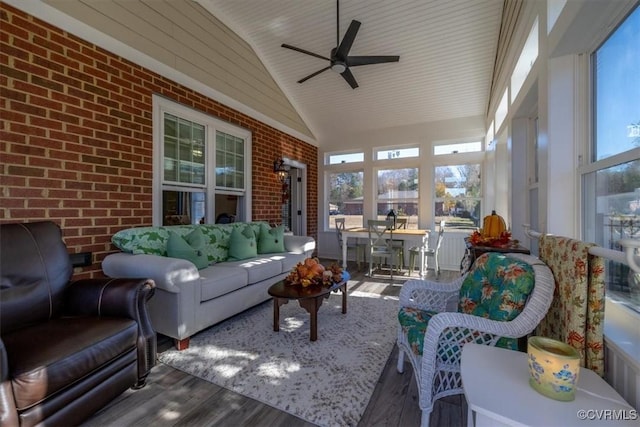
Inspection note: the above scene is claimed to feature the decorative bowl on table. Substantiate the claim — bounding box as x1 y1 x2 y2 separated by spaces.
284 257 346 287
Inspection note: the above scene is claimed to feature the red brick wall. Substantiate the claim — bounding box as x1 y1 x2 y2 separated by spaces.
0 4 318 279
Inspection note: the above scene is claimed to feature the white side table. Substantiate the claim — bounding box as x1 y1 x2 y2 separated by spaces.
461 343 637 427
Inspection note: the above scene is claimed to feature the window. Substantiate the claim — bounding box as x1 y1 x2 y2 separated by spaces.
547 0 567 34
434 141 482 156
153 95 251 226
494 89 509 133
376 168 419 228
584 5 640 311
215 131 245 190
434 164 482 228
327 171 364 229
486 121 495 148
163 114 205 186
531 117 539 184
326 152 364 165
375 147 419 160
593 7 640 161
511 18 539 102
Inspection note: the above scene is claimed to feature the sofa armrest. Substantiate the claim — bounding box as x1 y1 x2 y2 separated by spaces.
102 252 199 294
64 278 157 384
0 338 18 427
64 277 155 319
284 235 316 255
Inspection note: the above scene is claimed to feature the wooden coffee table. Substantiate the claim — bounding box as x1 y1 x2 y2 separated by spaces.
267 280 347 341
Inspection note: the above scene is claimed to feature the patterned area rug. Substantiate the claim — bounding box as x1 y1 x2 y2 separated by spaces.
158 287 399 427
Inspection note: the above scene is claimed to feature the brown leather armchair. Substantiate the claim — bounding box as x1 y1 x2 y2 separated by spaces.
0 221 156 427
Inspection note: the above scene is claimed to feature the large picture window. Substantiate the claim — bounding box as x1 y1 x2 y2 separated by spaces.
376 168 419 228
434 164 482 228
327 171 364 229
153 95 251 226
584 5 640 310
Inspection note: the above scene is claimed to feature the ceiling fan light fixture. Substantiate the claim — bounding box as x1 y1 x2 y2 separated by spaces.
281 0 399 89
331 62 346 73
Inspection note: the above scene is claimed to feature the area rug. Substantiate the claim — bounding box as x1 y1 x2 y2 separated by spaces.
158 287 399 427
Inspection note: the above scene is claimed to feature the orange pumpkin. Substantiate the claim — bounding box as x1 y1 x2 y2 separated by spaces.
310 263 325 276
304 258 318 268
481 210 507 238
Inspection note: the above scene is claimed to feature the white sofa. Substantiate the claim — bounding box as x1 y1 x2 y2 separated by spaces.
102 222 315 349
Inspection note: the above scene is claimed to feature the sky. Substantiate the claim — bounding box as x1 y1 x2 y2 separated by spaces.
595 6 640 161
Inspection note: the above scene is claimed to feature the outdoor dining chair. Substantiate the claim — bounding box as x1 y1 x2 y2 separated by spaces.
368 219 401 279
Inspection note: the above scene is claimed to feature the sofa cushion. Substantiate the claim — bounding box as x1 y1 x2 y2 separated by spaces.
228 225 258 261
166 229 208 269
3 317 137 411
199 265 249 301
257 224 285 254
223 257 283 285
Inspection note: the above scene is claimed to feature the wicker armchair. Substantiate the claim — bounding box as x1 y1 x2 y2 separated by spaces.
396 253 554 427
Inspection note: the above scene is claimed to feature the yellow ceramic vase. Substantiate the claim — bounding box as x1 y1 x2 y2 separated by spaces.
527 336 581 401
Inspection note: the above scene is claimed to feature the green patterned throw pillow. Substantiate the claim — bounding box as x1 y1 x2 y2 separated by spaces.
112 227 168 255
166 228 209 269
257 224 285 254
228 225 257 260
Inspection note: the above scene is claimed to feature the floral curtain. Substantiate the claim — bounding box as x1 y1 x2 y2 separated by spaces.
535 235 606 376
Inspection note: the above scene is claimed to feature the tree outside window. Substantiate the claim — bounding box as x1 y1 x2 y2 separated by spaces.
328 171 364 229
376 168 419 228
434 164 481 229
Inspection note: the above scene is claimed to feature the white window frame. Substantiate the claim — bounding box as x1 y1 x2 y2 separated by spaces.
581 4 640 315
433 140 483 156
152 95 252 226
374 146 420 161
325 150 365 165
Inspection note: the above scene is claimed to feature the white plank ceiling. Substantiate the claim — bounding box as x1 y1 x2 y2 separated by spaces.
198 0 504 143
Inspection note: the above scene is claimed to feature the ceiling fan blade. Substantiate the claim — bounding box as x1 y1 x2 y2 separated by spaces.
336 20 361 59
340 68 359 89
297 66 331 84
281 44 331 61
347 55 400 67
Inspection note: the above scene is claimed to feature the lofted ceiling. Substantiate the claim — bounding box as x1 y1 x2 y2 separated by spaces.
198 0 504 143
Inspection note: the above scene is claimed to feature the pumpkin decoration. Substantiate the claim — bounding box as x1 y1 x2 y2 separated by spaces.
481 210 507 238
285 257 343 287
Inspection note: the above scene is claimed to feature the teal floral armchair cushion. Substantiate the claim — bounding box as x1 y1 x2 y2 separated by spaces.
397 307 439 356
457 252 535 321
458 252 535 350
398 253 535 356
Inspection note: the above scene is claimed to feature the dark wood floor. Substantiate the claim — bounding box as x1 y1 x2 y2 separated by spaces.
82 264 467 427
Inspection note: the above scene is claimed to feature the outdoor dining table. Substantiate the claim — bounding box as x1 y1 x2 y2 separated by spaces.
341 227 431 277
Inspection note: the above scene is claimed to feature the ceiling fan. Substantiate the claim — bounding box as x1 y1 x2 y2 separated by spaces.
281 0 400 89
